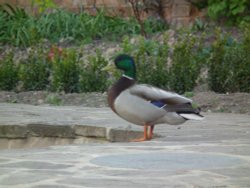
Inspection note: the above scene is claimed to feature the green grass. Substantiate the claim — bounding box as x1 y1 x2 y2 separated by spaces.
45 94 63 105
0 5 168 47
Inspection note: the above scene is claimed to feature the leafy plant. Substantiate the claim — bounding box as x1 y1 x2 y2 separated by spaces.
36 9 80 43
0 52 19 90
79 50 109 92
242 23 250 51
191 0 250 25
127 0 147 37
208 27 250 93
0 4 167 47
0 3 28 19
32 0 56 13
168 32 204 94
0 11 7 44
50 47 81 93
127 0 168 37
192 18 207 31
189 0 208 10
46 94 63 105
143 0 165 19
121 34 170 88
184 91 194 98
207 0 250 25
18 49 50 91
207 28 227 92
0 3 36 47
144 17 168 34
120 32 205 93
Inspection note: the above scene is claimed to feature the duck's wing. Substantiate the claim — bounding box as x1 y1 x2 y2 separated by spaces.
129 84 192 105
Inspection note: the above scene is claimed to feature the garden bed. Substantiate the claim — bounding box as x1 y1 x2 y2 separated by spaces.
0 90 249 115
0 5 249 116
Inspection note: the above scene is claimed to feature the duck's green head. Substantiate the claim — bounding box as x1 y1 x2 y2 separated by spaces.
114 54 136 79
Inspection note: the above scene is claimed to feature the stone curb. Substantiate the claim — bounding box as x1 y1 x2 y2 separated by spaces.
0 122 143 143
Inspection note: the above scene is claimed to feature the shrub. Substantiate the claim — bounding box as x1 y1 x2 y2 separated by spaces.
121 34 170 88
208 27 250 93
207 28 227 92
0 52 19 90
208 0 250 25
18 49 50 91
242 23 250 51
144 17 169 34
223 46 249 92
50 47 81 93
169 32 204 94
79 50 109 92
192 0 250 25
120 33 205 93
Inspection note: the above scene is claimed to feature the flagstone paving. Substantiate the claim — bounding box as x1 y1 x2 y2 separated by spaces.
0 103 250 188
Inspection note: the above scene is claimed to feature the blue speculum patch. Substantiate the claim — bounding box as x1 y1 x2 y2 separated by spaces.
91 152 244 170
151 101 166 108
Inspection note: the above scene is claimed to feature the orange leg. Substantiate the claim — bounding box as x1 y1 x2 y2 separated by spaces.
131 125 148 142
131 124 155 142
148 125 155 140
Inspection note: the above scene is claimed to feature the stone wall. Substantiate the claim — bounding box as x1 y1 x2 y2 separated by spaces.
0 0 205 27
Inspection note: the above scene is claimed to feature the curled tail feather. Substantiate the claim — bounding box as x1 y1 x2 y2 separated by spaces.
164 103 204 120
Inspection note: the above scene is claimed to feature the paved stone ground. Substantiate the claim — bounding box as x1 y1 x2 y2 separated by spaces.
0 103 250 188
0 103 144 147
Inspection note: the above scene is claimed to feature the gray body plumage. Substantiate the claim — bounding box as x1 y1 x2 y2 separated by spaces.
114 84 200 126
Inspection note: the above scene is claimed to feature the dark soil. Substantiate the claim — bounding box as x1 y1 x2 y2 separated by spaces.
0 91 249 115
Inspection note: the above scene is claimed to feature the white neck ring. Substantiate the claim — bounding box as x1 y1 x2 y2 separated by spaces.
122 74 134 80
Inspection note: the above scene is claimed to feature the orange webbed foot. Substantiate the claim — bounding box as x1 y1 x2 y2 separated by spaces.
130 124 154 142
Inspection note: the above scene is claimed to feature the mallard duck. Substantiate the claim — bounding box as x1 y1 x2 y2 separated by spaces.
106 54 203 142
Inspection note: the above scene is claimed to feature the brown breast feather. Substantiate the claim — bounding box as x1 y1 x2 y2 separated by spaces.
108 76 135 113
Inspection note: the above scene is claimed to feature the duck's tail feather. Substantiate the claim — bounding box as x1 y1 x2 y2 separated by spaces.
163 102 204 120
178 113 204 120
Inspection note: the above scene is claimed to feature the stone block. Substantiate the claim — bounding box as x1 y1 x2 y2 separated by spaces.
173 0 190 5
162 0 174 8
74 125 106 138
102 0 120 6
0 125 28 138
162 6 172 22
106 128 143 142
72 0 86 6
85 0 96 6
0 0 17 5
171 17 191 28
0 0 204 27
27 124 75 138
0 161 72 170
172 4 191 17
58 0 72 9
